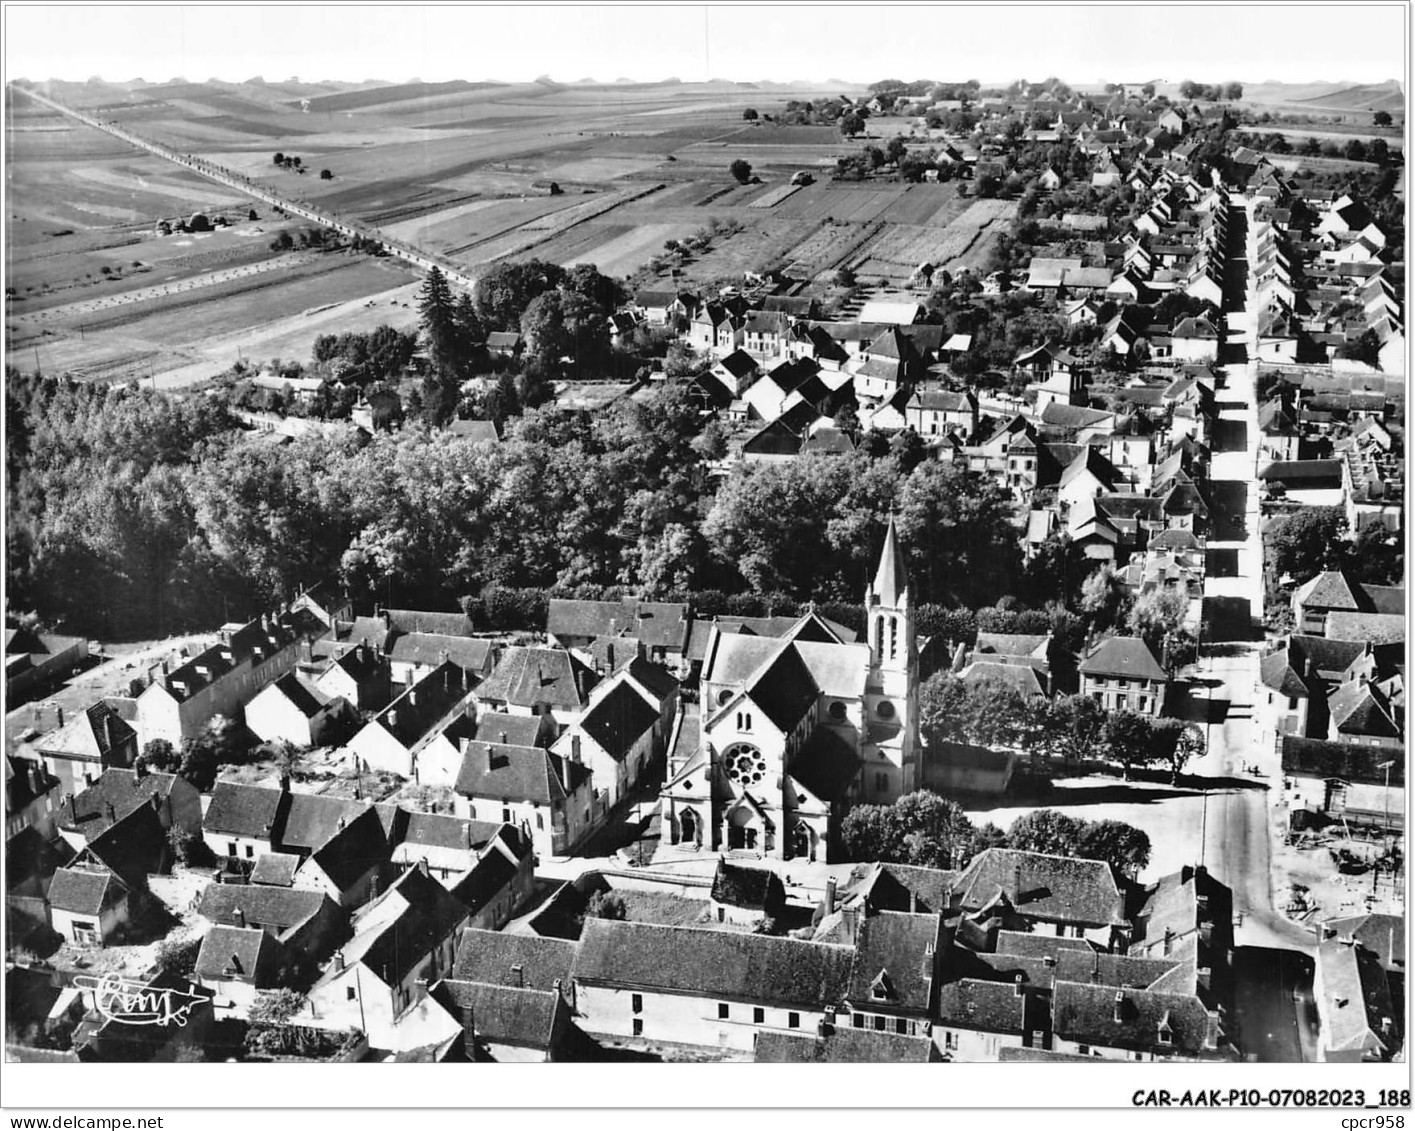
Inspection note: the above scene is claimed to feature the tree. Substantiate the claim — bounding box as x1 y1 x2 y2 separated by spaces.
834 266 857 288
1179 80 1204 101
473 259 566 331
584 890 626 921
1075 819 1152 876
1154 720 1205 784
1344 139 1368 163
270 230 294 252
742 108 758 121
919 672 1042 750
1222 82 1243 101
167 824 200 866
1079 563 1132 635
1006 809 1087 856
248 209 259 221
154 935 202 982
319 168 332 180
1104 710 1165 779
841 791 980 869
273 152 285 166
1267 506 1346 581
840 111 865 138
1373 110 1393 127
729 159 753 184
1127 588 1193 671
140 738 179 773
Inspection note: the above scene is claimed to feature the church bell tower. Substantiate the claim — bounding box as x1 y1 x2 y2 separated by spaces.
863 516 919 799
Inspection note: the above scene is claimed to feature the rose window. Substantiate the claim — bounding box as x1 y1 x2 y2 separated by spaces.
724 743 767 786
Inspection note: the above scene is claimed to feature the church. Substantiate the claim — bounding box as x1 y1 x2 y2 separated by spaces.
660 518 920 862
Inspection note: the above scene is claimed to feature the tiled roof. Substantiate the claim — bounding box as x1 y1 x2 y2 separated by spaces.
1052 981 1221 1056
472 711 548 749
572 919 854 1010
788 726 861 804
475 647 596 712
955 848 1126 927
754 1028 937 1062
936 977 1026 1033
437 979 560 1049
546 599 690 651
448 834 525 912
454 742 580 805
195 925 270 982
79 796 168 887
204 781 289 839
846 911 942 1013
249 852 301 887
344 866 469 987
1079 636 1166 682
161 609 325 704
1323 914 1404 971
48 866 119 916
367 661 475 750
452 927 576 992
710 860 786 911
307 805 387 891
385 609 478 638
386 634 493 673
35 702 134 763
279 793 371 855
1259 648 1311 699
579 680 660 760
850 862 958 915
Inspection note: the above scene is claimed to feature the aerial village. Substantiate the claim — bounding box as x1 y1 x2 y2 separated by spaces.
5 76 1405 1065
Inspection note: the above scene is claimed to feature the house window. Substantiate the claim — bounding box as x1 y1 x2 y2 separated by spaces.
1138 697 1149 713
1078 1044 1090 1055
875 772 888 792
753 1007 765 1025
631 994 643 1015
828 701 847 722
632 1019 643 1037
1116 695 1128 710
536 812 544 831
945 1031 957 1051
719 1003 730 1020
502 807 512 823
227 842 237 857
346 986 357 1001
245 844 255 858
853 1013 865 1029
895 1018 909 1035
876 700 895 720
1288 696 1298 710
873 1015 886 1032
788 1012 800 1029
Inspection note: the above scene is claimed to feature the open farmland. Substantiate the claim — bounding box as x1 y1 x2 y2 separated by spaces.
849 197 1019 277
9 76 902 383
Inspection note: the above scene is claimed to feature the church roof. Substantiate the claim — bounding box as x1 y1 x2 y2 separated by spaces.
872 516 908 607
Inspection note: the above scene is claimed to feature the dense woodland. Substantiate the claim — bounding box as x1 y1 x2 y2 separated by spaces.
6 366 1067 642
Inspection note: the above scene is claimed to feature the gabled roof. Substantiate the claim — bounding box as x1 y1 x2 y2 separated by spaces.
454 742 587 805
954 847 1126 927
1315 940 1394 1057
473 711 549 749
710 860 786 911
195 925 272 983
1052 981 1220 1056
35 702 134 764
204 781 289 839
437 979 561 1049
1040 402 1113 431
307 804 387 891
475 647 597 712
1323 914 1404 971
159 609 325 704
59 769 183 841
279 793 370 855
341 866 469 987
846 911 941 1013
249 852 301 887
572 919 854 1009
385 609 478 638
1259 647 1311 699
452 927 576 992
1079 636 1167 682
1328 680 1401 740
578 680 660 760
546 599 690 650
48 866 121 916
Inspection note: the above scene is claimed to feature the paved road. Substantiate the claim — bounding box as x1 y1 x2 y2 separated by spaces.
1188 196 1314 957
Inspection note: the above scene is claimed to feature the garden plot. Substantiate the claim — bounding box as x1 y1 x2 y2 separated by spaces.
672 218 817 282
746 183 803 209
560 222 699 276
852 198 1017 278
781 221 881 277
774 185 898 225
518 183 664 231
877 185 973 227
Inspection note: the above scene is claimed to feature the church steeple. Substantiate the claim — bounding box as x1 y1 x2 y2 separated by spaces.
870 515 909 609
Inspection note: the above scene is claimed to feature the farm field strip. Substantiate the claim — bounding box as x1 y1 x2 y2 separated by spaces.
850 198 1018 277
782 220 885 278
560 221 696 275
7 252 323 329
746 183 803 208
517 183 664 231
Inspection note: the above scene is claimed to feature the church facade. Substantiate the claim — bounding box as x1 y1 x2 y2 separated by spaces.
660 518 920 862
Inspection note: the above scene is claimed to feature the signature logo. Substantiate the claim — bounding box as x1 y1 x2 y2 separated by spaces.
73 974 210 1027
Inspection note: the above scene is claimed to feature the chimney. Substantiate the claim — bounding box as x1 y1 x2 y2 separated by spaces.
134 759 148 781
408 688 419 708
334 950 346 972
575 671 588 700
279 771 291 794
337 816 347 831
1014 973 1025 998
842 907 861 945
105 713 122 753
824 877 838 915
105 801 116 823
1114 991 1126 1023
571 735 582 763
234 907 246 928
381 609 392 631
510 963 524 987
417 857 430 877
552 978 563 1000
498 731 507 744
387 709 398 730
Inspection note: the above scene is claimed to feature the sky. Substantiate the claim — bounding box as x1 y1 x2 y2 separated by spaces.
3 3 1407 87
